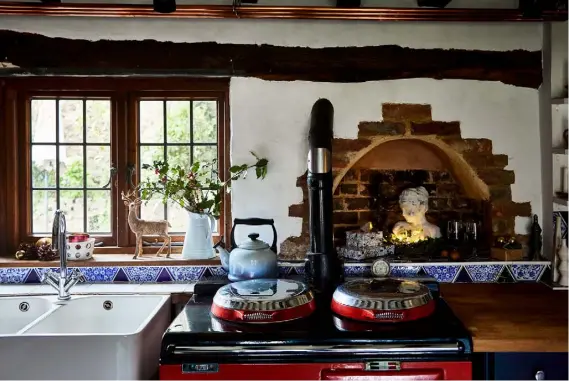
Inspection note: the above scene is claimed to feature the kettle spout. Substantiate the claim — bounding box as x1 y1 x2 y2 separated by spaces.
216 246 230 271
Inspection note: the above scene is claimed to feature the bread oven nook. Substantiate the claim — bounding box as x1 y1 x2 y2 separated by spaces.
281 103 531 262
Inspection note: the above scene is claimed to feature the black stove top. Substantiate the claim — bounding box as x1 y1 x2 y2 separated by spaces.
160 279 472 365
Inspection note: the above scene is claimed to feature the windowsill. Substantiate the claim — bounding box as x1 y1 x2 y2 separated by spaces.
0 254 221 268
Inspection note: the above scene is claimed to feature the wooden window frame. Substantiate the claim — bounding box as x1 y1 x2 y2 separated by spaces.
0 77 231 256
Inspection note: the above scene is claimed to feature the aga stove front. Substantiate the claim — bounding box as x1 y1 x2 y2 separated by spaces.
159 279 472 380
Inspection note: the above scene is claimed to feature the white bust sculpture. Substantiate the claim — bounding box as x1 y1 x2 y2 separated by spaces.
392 186 441 241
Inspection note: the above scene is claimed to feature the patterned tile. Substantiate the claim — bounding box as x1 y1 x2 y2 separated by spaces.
80 267 119 283
454 267 472 283
496 266 516 283
113 268 129 282
464 265 504 283
167 266 206 282
423 265 461 283
294 266 305 275
417 267 428 276
0 268 32 284
344 266 372 278
0 261 550 285
390 266 421 278
122 266 162 283
24 269 41 284
508 264 546 281
540 266 552 284
35 267 69 281
156 268 172 282
203 266 229 280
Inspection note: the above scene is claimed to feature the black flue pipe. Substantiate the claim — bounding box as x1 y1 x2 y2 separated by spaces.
304 99 343 302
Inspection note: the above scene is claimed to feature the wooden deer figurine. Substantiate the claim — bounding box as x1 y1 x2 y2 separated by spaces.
121 189 172 260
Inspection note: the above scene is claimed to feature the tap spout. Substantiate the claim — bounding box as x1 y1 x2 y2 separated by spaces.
45 210 84 301
52 210 67 278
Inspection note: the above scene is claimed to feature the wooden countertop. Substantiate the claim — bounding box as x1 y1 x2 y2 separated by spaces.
441 283 568 353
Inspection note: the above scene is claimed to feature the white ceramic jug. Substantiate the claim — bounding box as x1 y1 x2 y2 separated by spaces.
182 212 216 260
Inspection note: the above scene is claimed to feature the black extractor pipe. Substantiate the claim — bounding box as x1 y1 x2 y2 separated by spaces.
304 99 343 302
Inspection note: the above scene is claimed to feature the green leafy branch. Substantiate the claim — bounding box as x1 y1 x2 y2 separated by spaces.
139 151 268 219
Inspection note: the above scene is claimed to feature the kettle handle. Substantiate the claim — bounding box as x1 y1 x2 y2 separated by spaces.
230 218 278 254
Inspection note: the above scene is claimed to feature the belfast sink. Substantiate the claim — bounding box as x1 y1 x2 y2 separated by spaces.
0 296 55 335
0 294 171 380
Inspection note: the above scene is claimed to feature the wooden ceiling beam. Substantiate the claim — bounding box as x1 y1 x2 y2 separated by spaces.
336 0 362 8
417 0 452 8
0 30 543 89
0 2 564 21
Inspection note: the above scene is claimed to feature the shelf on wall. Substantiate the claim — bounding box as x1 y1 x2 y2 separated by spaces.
552 147 568 154
553 196 568 206
551 97 568 105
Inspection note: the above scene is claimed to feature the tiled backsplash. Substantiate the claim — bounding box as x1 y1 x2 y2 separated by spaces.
0 262 551 284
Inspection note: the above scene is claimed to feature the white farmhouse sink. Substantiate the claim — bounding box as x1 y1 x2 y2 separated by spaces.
0 296 55 335
0 294 171 380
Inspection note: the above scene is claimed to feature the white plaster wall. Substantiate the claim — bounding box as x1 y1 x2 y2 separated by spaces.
1 16 543 247
230 78 540 246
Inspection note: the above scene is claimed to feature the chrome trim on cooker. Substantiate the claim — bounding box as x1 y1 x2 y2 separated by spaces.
213 293 314 311
213 280 314 312
308 148 331 174
333 279 433 311
169 343 463 356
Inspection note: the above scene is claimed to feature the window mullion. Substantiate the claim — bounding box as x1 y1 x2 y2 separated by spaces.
116 91 133 248
163 100 168 222
55 99 60 210
82 99 87 233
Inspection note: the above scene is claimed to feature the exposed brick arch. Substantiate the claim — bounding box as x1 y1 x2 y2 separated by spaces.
280 103 531 260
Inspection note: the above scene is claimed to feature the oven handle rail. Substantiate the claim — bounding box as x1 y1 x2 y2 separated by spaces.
167 342 464 356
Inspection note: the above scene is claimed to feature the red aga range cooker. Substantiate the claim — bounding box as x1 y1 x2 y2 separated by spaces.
160 98 471 380
159 278 473 380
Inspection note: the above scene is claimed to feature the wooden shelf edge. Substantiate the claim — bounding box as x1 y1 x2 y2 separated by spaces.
0 254 222 268
552 147 568 154
551 97 568 104
540 278 569 290
553 196 568 206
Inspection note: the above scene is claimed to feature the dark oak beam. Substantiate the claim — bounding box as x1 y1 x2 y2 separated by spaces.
417 0 452 8
336 0 362 7
0 2 565 21
0 30 542 89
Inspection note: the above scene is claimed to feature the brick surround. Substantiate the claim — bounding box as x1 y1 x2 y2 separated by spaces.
280 103 531 260
332 168 490 249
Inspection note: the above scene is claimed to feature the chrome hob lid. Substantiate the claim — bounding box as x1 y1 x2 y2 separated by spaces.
333 278 433 311
213 279 314 312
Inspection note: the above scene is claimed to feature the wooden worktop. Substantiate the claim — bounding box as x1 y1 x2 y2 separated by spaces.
441 283 568 353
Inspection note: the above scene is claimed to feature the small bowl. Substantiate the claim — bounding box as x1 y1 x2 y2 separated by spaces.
68 233 90 243
66 238 96 261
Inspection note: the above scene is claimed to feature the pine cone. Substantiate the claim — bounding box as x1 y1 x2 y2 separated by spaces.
37 243 57 261
16 243 38 260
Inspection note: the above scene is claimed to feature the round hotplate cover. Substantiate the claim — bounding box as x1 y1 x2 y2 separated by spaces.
211 279 315 323
334 278 432 305
331 278 435 323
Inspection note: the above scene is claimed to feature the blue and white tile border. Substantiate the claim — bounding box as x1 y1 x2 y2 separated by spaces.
0 261 552 284
340 261 551 283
